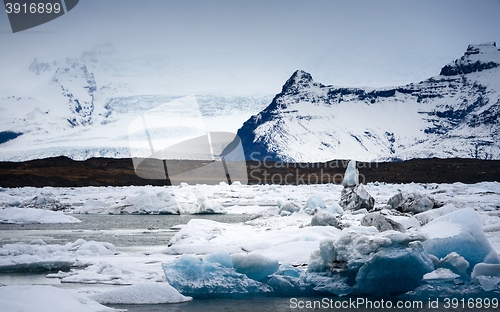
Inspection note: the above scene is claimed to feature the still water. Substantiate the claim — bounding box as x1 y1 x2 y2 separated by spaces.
0 213 252 249
1 214 499 311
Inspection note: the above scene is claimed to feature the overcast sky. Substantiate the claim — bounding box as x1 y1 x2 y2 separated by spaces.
1 0 499 94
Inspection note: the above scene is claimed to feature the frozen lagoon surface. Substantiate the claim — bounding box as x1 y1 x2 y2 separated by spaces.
0 182 500 311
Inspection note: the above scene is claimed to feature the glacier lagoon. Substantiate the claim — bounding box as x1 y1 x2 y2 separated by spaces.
0 182 499 311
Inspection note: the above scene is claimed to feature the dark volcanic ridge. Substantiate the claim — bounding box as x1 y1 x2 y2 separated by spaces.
0 157 498 187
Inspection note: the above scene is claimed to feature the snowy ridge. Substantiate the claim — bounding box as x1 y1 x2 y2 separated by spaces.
237 43 500 162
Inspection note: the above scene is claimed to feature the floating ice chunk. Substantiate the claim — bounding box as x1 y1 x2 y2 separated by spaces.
305 195 326 210
414 203 457 225
231 253 279 281
61 263 132 285
75 241 116 257
0 239 118 273
0 207 80 224
278 200 301 215
311 210 340 228
204 251 233 268
385 215 420 230
0 242 72 272
76 200 110 214
162 255 272 298
21 194 68 210
308 239 337 272
0 259 74 273
423 268 460 282
437 252 469 276
194 191 225 214
90 282 192 304
0 285 117 312
308 230 433 294
342 160 359 187
326 202 344 215
267 265 317 296
387 191 435 214
421 208 500 268
124 189 179 215
355 241 434 294
305 272 353 296
471 263 500 291
360 213 405 232
196 200 225 214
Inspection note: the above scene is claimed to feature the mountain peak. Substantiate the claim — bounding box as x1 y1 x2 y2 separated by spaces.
465 42 498 55
236 45 500 162
281 70 315 94
440 42 500 76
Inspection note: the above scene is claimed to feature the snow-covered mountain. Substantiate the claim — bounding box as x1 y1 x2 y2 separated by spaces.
236 43 500 162
0 44 271 161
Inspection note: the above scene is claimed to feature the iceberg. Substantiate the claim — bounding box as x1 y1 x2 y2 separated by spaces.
0 207 80 224
387 191 435 214
0 285 117 312
311 210 340 227
231 253 279 281
360 212 405 232
162 255 272 298
308 229 433 294
354 242 434 294
421 208 500 269
423 268 460 282
303 194 326 214
266 265 318 296
414 203 457 225
123 189 179 214
0 239 116 273
194 191 225 214
471 263 500 291
90 282 192 304
342 160 359 187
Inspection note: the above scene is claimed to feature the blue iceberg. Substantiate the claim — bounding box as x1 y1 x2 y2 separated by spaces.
162 255 272 298
421 208 499 269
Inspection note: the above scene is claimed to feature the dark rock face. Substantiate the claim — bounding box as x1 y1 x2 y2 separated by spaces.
236 43 500 162
51 59 97 127
311 210 341 228
387 191 435 214
0 131 22 144
339 184 375 211
360 213 406 232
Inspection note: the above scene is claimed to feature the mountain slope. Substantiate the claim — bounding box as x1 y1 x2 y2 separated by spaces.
236 43 500 162
0 44 271 161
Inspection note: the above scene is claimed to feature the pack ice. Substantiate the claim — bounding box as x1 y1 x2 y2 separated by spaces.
161 164 500 297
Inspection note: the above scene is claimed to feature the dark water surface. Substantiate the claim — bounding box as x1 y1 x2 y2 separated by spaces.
0 213 253 248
